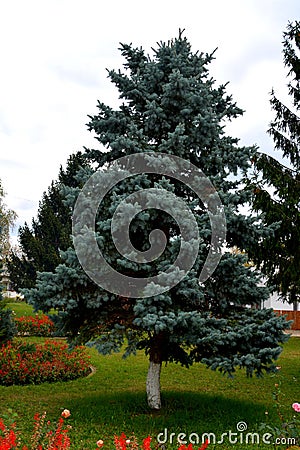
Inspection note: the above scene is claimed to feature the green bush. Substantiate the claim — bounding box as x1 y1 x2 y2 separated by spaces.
0 300 17 344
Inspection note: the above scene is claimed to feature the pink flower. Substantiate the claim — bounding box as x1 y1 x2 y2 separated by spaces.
97 439 104 447
292 402 300 412
61 409 71 418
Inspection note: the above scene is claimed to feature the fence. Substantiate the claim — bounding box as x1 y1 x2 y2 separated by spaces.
274 310 300 330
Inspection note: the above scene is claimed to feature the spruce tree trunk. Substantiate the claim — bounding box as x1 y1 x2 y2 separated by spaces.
146 360 162 409
146 332 164 409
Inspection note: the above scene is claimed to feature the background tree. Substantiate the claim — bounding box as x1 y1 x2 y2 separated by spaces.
250 21 300 307
24 32 288 410
0 180 17 259
0 179 17 293
7 151 88 290
0 182 17 342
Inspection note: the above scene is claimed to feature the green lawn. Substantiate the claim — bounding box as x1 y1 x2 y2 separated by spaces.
0 331 299 449
1 301 300 449
5 300 56 317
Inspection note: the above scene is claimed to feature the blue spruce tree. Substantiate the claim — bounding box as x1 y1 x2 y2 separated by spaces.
24 32 288 409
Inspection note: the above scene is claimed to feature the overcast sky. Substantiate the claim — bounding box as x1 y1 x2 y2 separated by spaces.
0 0 299 242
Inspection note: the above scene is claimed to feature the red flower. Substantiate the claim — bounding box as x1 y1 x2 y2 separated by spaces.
178 441 209 450
114 433 128 450
143 435 152 450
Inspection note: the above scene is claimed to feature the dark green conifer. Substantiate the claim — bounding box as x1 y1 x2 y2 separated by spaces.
250 21 300 306
7 151 88 289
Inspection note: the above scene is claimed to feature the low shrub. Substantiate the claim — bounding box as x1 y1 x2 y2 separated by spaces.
0 301 17 344
0 340 91 385
15 314 55 337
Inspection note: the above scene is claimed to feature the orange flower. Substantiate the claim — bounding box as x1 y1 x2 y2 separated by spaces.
61 409 71 419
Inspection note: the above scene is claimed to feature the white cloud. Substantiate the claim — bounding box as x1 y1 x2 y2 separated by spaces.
0 0 298 237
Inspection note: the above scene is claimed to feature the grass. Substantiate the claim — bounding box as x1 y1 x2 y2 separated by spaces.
6 301 57 318
0 338 299 449
0 302 299 449
4 300 35 317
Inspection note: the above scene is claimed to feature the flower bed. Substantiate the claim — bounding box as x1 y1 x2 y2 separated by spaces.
0 340 91 385
0 410 71 450
15 314 55 337
0 412 210 450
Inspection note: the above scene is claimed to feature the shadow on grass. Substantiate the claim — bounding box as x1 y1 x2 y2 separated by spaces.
68 390 267 438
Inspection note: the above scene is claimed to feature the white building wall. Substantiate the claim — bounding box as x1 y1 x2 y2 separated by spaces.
262 291 296 311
